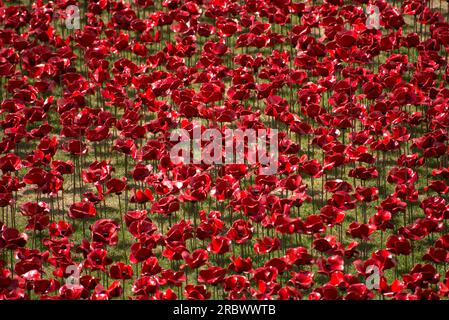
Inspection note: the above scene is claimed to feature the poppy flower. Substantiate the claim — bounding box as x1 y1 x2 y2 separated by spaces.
151 288 178 300
151 196 180 215
48 221 74 238
51 160 74 175
20 201 50 231
386 235 411 256
388 167 418 185
163 242 188 261
347 222 376 240
109 262 133 280
114 139 138 157
224 275 250 293
84 249 112 271
349 166 379 180
0 225 27 249
425 180 449 194
2 0 449 301
181 249 208 270
91 219 120 246
320 205 345 226
124 210 148 228
402 264 440 291
61 140 88 156
131 163 152 181
303 215 326 235
354 187 379 203
130 242 153 264
207 236 231 255
0 153 22 173
289 271 314 290
227 219 254 244
198 266 227 285
278 285 302 300
105 178 127 195
284 247 314 266
228 256 253 273
317 254 344 274
180 173 211 202
132 276 162 297
161 269 186 287
82 161 113 184
344 284 374 300
33 279 60 295
58 285 89 300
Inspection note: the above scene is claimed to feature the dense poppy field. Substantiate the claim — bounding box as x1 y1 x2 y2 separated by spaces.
1 0 449 300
